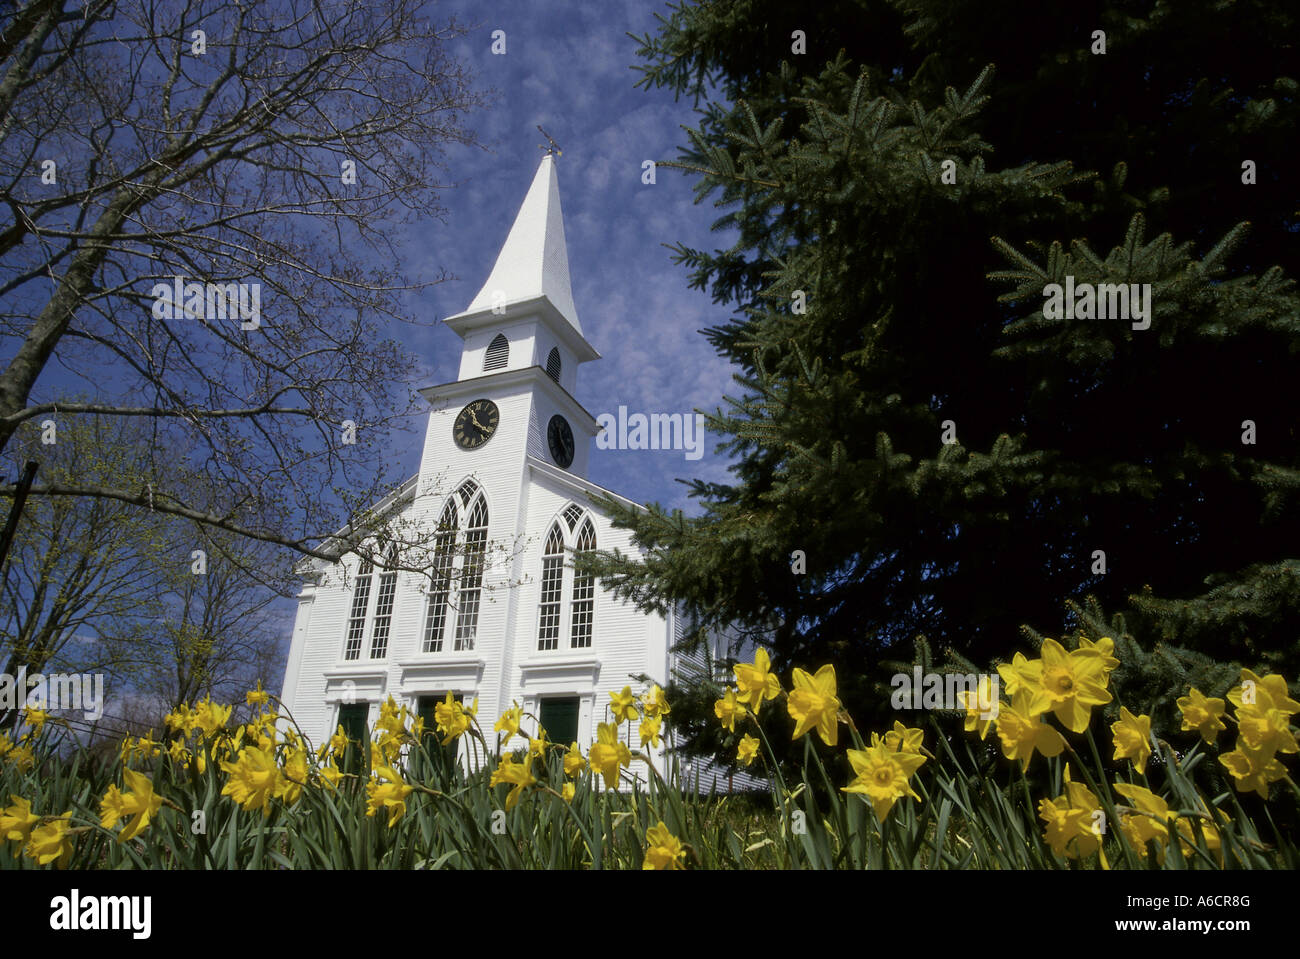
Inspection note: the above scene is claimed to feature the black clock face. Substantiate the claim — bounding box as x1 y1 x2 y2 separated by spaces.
454 399 499 450
547 415 574 468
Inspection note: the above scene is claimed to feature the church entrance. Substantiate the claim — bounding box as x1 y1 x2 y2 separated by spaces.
538 696 580 747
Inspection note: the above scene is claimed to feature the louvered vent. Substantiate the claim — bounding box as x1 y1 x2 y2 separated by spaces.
484 333 509 371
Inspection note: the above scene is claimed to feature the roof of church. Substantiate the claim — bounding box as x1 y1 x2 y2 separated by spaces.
451 154 582 336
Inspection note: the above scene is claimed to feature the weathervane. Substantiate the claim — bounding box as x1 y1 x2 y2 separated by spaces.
537 125 562 158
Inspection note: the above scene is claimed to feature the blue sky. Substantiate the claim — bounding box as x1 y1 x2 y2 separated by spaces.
383 0 742 513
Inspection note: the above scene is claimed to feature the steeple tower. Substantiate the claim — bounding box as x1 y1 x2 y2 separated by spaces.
419 153 602 485
443 155 599 388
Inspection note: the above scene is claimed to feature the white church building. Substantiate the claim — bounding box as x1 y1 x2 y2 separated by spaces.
278 154 746 787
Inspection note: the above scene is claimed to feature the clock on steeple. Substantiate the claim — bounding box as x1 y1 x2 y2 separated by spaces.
453 398 499 450
547 414 574 468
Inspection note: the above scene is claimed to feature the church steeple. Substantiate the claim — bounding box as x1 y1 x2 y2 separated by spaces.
459 154 580 335
443 154 598 381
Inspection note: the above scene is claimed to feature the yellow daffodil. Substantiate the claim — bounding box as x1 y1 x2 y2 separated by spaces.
878 720 924 755
996 651 1043 697
563 741 587 778
1113 782 1170 859
121 733 162 765
1227 669 1300 715
1037 795 1089 859
737 734 759 767
23 708 49 734
99 785 128 833
787 665 841 746
220 746 281 815
164 705 195 737
1176 687 1226 744
995 691 1067 772
0 795 40 843
489 756 537 811
277 748 308 806
842 744 926 822
643 821 686 870
329 724 349 759
246 681 270 708
1219 745 1288 799
639 715 662 749
494 702 523 745
561 782 576 803
375 731 404 766
640 685 671 718
734 648 782 712
1076 635 1120 673
955 675 999 740
375 695 405 738
0 734 11 761
714 688 746 733
527 730 550 763
1111 707 1153 774
110 768 164 842
1038 767 1104 860
589 722 631 789
5 743 34 772
1023 638 1112 732
609 686 639 725
192 698 232 740
25 813 74 868
167 737 189 764
366 765 414 826
1235 704 1299 756
434 692 474 745
318 762 343 791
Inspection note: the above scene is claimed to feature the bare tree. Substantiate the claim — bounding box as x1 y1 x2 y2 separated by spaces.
0 0 489 568
98 526 285 712
0 413 168 726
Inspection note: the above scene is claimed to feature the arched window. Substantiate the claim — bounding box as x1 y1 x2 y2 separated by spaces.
421 499 458 653
422 480 488 654
369 543 399 659
343 558 374 660
545 347 562 383
484 333 509 371
454 493 489 651
569 518 595 648
537 524 565 650
561 502 583 531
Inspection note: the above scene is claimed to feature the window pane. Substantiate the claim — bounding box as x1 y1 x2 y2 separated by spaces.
537 524 564 650
343 562 373 660
370 564 398 659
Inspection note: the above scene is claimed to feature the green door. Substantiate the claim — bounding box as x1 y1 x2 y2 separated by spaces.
539 697 580 747
337 702 368 774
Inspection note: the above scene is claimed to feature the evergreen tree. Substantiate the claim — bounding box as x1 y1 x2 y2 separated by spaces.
577 0 1300 740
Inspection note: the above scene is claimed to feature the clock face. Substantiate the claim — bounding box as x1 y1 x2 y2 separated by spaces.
547 414 575 468
453 399 499 450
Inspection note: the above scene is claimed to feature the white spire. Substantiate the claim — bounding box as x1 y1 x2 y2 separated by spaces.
461 154 581 335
